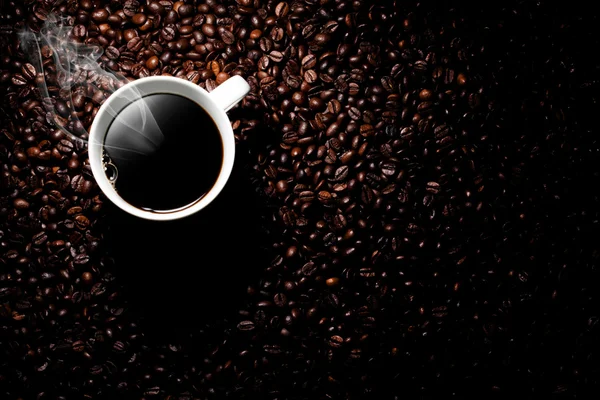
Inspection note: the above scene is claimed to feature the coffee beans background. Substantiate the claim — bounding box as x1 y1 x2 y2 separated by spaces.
2 0 600 398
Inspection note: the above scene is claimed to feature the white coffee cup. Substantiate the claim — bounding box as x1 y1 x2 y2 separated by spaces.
88 75 250 221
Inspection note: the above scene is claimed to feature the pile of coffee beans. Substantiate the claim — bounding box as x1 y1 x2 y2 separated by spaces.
2 0 600 398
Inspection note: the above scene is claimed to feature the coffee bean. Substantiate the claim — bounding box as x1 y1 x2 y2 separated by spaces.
326 277 340 287
74 215 90 230
381 76 394 92
292 91 305 106
21 63 36 81
71 340 85 352
434 124 450 139
127 37 144 51
269 51 284 63
299 190 314 202
219 29 235 45
81 271 92 283
73 25 87 39
273 293 287 307
131 13 147 26
360 124 374 137
91 8 109 22
139 18 155 32
309 97 324 111
270 27 284 42
113 341 126 353
216 72 230 85
257 37 271 53
328 335 343 348
11 74 27 86
301 54 316 69
202 24 216 37
348 107 361 120
177 4 194 17
275 2 290 18
302 24 317 39
146 56 159 70
57 139 74 154
444 68 455 84
258 56 270 70
72 93 85 109
105 46 120 60
381 162 396 176
301 261 317 276
419 88 432 100
426 181 440 194
313 33 330 46
123 0 139 17
304 69 317 83
148 2 164 15
13 198 30 210
161 25 176 41
136 66 150 78
92 90 105 104
286 75 302 89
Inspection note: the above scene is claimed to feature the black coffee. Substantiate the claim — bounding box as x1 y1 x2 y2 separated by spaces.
103 93 223 212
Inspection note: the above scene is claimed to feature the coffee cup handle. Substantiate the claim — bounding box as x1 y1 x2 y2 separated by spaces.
208 75 251 112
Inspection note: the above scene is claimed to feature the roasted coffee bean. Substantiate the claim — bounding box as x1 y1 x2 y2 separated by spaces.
21 63 36 81
148 2 164 15
434 124 450 139
105 46 120 60
275 2 290 18
74 215 90 230
220 29 235 45
146 56 159 70
216 72 229 85
57 139 74 153
177 4 194 18
13 198 30 210
131 13 147 26
419 88 432 100
91 8 109 22
381 76 394 92
348 107 361 120
269 51 284 63
426 181 440 194
11 74 27 86
127 37 143 51
161 25 176 41
273 293 287 307
301 261 317 276
301 54 317 69
123 0 140 17
202 24 216 37
304 69 317 83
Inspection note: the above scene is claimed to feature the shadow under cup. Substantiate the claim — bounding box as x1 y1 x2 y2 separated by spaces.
90 76 260 331
88 76 238 221
103 147 267 332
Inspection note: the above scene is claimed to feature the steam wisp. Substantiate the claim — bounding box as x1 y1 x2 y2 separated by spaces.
18 13 165 157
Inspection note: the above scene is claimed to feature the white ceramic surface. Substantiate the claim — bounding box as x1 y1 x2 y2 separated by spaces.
88 75 250 221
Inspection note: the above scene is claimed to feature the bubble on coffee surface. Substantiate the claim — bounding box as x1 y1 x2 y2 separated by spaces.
102 151 119 186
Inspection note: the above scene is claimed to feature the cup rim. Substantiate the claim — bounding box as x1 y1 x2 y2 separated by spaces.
88 76 235 221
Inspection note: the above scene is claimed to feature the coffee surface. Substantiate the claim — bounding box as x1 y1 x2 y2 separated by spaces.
103 93 223 211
